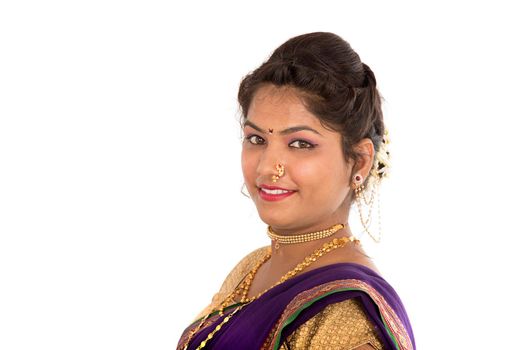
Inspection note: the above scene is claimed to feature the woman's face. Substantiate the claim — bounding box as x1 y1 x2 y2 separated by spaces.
241 84 355 233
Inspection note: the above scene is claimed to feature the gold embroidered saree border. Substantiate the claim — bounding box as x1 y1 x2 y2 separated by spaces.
264 279 413 350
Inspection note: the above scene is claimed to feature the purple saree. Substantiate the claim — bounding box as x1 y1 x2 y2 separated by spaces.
177 263 415 350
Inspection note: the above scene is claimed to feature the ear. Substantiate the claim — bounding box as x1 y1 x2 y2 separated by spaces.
351 138 375 181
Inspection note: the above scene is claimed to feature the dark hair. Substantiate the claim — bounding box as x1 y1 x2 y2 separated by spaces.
237 32 385 188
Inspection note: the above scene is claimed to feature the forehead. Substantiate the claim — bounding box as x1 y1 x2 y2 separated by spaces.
246 85 322 128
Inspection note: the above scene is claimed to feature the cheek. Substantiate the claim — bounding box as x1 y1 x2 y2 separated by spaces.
291 156 329 187
241 149 257 179
292 154 348 191
292 162 317 182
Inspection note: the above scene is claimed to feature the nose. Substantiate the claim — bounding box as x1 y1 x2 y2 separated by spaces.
256 143 286 182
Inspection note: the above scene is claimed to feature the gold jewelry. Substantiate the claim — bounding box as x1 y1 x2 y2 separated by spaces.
353 175 382 243
242 236 358 303
181 234 358 350
188 304 245 350
181 253 272 350
267 223 345 249
271 163 285 182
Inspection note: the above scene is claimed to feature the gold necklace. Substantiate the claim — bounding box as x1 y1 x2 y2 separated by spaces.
181 233 359 350
267 223 345 249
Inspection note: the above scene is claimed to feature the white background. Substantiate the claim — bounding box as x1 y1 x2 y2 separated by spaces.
1 1 523 349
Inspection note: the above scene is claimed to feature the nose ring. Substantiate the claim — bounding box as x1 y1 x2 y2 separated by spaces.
271 163 285 183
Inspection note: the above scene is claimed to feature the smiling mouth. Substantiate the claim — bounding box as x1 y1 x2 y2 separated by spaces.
260 188 293 195
257 186 297 202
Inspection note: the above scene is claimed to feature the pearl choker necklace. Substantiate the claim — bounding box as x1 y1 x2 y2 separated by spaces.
267 223 346 249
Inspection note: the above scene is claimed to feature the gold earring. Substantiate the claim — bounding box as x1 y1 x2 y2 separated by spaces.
241 183 251 198
353 175 382 243
271 163 285 183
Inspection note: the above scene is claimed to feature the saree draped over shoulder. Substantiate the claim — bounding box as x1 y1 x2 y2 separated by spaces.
177 251 416 350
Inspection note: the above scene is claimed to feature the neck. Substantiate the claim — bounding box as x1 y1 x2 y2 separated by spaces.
267 221 353 266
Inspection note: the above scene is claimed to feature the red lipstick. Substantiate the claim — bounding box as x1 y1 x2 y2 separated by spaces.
258 184 297 202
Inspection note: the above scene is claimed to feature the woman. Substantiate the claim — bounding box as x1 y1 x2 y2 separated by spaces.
177 32 416 350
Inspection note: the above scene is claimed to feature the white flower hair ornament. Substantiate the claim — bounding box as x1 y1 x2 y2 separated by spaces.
368 128 391 187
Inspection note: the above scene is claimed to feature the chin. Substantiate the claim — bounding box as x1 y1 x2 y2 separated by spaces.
257 211 294 229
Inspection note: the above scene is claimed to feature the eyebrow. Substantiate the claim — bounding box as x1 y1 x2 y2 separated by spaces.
242 120 323 137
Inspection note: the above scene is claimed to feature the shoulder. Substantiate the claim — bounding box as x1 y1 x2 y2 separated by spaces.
281 298 385 350
274 263 415 350
193 246 270 320
216 246 271 296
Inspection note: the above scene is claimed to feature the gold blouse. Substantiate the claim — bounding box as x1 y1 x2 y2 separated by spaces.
195 247 385 350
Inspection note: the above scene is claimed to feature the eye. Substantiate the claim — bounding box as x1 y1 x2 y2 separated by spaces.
289 139 316 149
245 134 265 145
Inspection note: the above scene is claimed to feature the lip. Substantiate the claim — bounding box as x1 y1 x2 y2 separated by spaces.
257 184 297 202
259 184 294 191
